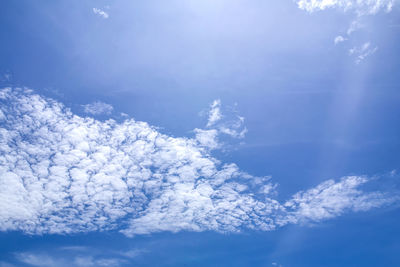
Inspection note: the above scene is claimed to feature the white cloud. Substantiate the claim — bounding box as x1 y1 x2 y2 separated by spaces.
349 42 378 64
207 99 222 127
297 0 394 58
83 101 113 115
297 0 395 15
194 128 220 149
0 87 397 236
12 246 145 267
15 253 58 267
93 8 109 19
11 245 139 267
117 249 146 259
334 35 347 44
14 252 126 267
74 256 125 267
218 115 247 139
283 176 396 223
195 100 247 150
346 19 363 35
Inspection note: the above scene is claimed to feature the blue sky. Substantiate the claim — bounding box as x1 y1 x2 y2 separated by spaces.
0 1 400 266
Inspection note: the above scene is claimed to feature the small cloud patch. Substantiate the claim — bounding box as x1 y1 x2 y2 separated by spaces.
334 35 347 45
349 42 378 64
83 101 113 115
93 8 109 19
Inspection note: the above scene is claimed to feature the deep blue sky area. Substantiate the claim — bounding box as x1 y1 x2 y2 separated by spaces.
0 1 400 266
1 209 400 266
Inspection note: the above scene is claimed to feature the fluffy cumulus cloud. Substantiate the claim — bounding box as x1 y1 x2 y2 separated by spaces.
83 101 113 115
297 0 395 15
0 87 397 236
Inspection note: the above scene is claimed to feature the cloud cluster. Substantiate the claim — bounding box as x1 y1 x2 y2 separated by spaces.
297 0 395 63
0 88 397 236
83 101 113 115
297 0 395 15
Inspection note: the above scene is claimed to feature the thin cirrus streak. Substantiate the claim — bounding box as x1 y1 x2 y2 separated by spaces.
0 87 397 237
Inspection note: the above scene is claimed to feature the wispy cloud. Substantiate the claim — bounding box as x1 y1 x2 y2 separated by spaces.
195 100 247 150
349 42 378 64
0 71 12 83
92 8 109 19
296 0 394 62
14 252 127 267
74 256 125 267
283 176 395 223
346 19 363 35
0 88 397 236
9 245 144 267
59 246 89 252
15 253 58 267
297 0 395 15
83 101 113 115
207 99 222 127
117 249 146 259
